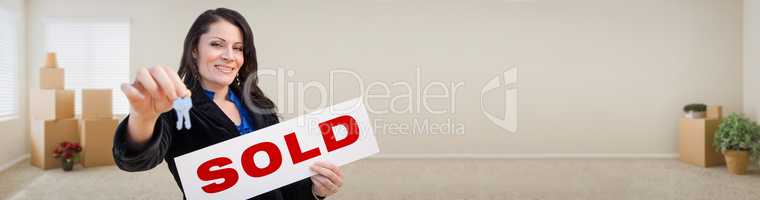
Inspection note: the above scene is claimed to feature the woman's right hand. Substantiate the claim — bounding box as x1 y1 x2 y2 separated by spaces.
121 66 190 145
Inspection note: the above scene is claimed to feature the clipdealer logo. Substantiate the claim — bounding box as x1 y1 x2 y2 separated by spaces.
480 66 518 133
246 65 518 135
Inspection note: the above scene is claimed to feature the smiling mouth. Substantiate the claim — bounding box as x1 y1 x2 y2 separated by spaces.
214 64 235 73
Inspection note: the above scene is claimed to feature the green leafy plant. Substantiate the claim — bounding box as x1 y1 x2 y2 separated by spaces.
683 103 707 113
714 113 760 161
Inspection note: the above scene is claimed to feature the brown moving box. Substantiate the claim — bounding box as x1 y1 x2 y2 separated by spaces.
30 119 80 170
679 118 725 167
80 118 119 167
30 89 74 120
39 68 65 89
82 89 113 119
706 105 722 119
44 52 58 68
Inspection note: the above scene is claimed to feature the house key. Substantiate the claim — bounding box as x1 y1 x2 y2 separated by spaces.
173 93 192 130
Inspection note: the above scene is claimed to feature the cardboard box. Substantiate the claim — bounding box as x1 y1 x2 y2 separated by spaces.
44 52 58 68
82 89 113 119
39 67 64 89
30 89 74 120
79 118 119 167
707 105 722 119
30 119 80 170
679 118 725 167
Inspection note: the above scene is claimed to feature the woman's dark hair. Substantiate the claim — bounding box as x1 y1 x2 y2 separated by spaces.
178 8 277 116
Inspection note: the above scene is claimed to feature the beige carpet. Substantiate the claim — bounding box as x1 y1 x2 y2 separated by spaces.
1 158 759 200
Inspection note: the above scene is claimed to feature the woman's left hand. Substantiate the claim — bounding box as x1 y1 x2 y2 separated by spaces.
310 161 343 198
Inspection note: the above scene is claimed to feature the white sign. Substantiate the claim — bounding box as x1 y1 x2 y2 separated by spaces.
175 97 379 200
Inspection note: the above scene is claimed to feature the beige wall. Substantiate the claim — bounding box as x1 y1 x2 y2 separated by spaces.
24 0 743 157
746 0 760 121
0 0 27 168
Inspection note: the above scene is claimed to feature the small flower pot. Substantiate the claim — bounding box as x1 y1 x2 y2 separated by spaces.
685 111 705 119
62 159 74 171
724 150 749 175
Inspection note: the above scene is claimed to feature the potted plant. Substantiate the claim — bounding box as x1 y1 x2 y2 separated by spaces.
713 113 760 175
53 141 82 171
683 103 707 119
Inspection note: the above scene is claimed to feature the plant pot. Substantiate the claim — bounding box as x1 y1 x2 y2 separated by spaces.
685 111 705 119
724 150 749 175
62 159 74 171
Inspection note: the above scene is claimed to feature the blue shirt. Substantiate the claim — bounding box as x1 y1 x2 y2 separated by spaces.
203 88 255 135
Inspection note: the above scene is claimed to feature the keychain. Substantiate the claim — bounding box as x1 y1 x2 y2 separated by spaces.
173 93 193 130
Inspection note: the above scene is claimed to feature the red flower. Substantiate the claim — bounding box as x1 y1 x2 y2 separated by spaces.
53 141 82 160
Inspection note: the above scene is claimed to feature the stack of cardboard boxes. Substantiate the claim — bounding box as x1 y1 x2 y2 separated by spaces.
79 89 119 167
30 52 78 169
30 52 119 169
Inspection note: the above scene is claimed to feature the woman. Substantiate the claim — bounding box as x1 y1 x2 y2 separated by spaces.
112 8 343 200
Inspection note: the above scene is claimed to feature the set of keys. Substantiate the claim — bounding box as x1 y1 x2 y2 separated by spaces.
173 93 193 130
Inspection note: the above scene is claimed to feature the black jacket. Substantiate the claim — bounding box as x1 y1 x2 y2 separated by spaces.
112 85 316 200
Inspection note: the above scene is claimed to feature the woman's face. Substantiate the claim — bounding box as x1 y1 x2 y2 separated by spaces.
194 20 244 90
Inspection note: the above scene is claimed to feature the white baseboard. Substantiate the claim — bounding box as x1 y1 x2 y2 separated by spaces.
0 154 30 173
369 153 679 159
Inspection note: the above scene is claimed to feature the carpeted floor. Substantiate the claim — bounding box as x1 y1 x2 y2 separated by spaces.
1 158 759 200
